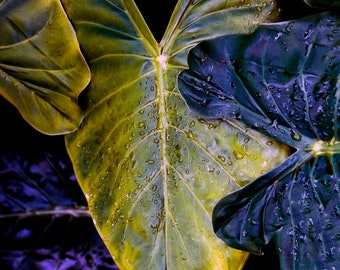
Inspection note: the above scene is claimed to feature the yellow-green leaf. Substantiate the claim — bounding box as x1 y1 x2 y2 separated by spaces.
0 0 90 135
63 0 288 269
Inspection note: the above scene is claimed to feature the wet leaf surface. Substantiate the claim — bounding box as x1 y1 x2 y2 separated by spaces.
61 0 288 269
178 12 340 269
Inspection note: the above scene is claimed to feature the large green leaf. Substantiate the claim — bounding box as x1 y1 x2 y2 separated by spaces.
62 0 288 269
0 0 90 135
178 12 340 269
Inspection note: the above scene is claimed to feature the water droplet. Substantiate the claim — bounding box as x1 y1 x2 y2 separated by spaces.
290 129 302 141
131 160 137 169
186 131 194 139
284 22 294 33
138 121 145 128
207 166 215 172
274 32 282 40
233 150 244 160
199 99 207 106
218 155 226 162
146 159 155 164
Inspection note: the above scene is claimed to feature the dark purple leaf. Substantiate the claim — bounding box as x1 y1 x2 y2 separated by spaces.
179 12 339 147
178 12 340 269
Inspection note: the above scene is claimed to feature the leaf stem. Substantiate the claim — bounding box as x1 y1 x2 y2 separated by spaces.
0 206 90 219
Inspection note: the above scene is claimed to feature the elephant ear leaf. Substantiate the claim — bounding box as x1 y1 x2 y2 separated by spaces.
178 12 340 270
0 0 90 135
178 12 339 148
61 0 288 269
213 150 340 269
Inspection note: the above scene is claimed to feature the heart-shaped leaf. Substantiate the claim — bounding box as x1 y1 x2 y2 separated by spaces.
61 0 289 269
0 0 90 135
178 12 340 269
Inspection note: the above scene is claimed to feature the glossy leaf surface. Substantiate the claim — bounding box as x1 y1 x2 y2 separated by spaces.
62 0 288 269
178 12 340 269
0 0 90 135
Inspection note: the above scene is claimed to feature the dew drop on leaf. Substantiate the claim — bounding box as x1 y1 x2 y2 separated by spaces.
290 129 302 141
233 150 244 160
186 130 195 139
138 121 145 128
146 159 154 164
218 155 226 162
207 165 215 172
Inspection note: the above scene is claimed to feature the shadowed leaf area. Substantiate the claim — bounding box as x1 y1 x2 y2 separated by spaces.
303 0 340 9
178 12 340 269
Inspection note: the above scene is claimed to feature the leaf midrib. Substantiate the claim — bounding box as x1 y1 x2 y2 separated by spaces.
154 54 171 267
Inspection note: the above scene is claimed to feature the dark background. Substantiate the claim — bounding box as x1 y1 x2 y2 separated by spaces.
0 0 321 269
135 0 318 42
